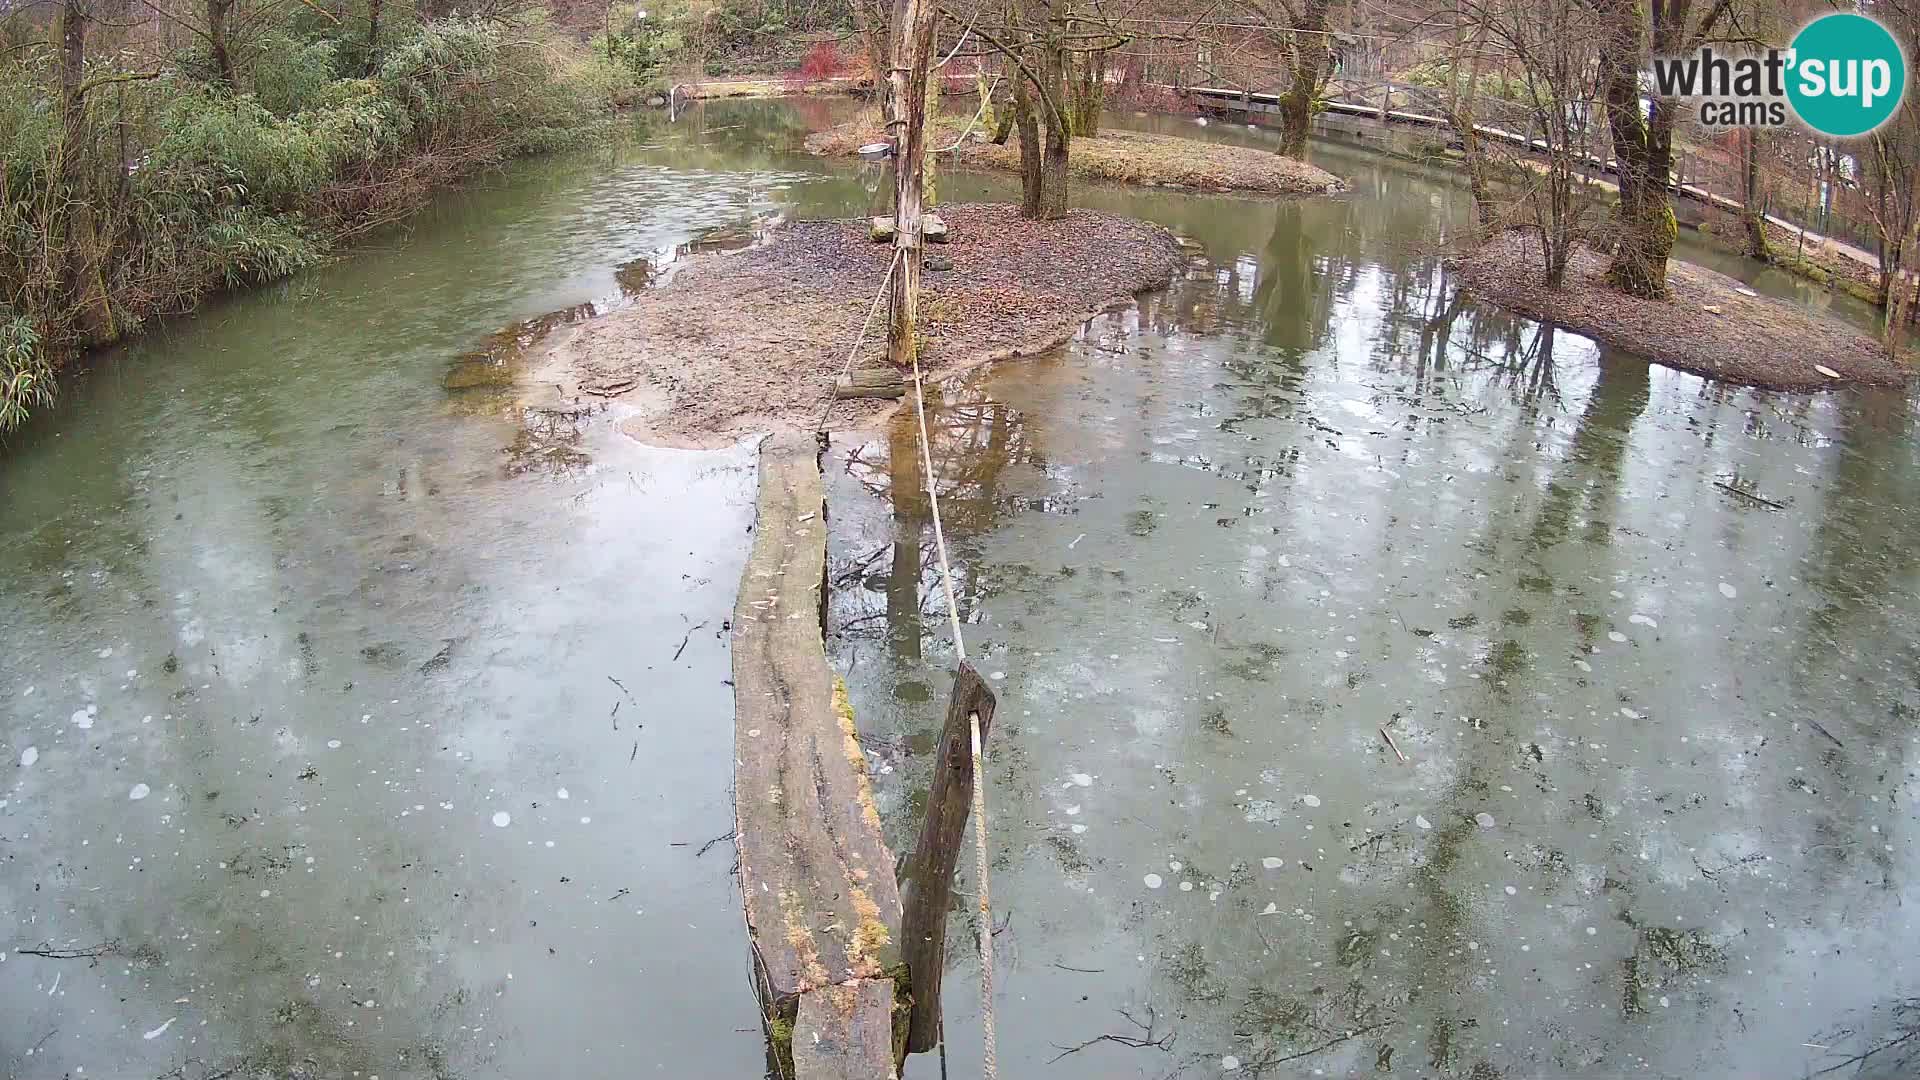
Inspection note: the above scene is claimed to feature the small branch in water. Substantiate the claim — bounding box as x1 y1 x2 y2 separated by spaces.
696 829 738 857
1050 962 1105 973
1255 1019 1396 1066
1693 852 1768 880
1713 480 1786 510
1807 719 1845 748
1810 1029 1920 1076
16 941 117 960
673 621 709 662
1379 726 1408 763
607 674 636 702
1048 1005 1175 1062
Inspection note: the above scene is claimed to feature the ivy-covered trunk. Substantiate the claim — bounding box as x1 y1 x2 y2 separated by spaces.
206 0 235 85
1887 168 1920 356
1741 128 1769 260
365 0 383 75
1035 32 1070 218
1069 49 1105 136
1011 63 1043 216
1596 2 1674 299
1275 0 1330 159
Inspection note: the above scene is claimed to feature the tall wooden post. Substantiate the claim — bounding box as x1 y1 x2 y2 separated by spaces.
887 0 938 368
898 663 996 1054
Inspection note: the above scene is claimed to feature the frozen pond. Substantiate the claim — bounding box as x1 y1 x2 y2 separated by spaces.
0 108 833 1079
827 121 1920 1078
4 96 1916 1079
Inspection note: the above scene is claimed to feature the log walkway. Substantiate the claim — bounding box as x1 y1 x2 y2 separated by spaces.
731 431 903 1080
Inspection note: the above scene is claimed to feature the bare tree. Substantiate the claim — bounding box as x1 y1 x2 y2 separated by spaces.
1245 0 1333 157
958 0 1129 218
1451 0 1606 285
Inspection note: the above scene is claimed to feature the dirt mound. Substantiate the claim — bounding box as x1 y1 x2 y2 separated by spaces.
806 119 1347 197
522 203 1185 447
1453 230 1913 391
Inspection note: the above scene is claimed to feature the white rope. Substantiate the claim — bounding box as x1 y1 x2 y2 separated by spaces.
906 346 997 1080
936 75 1002 153
816 250 904 431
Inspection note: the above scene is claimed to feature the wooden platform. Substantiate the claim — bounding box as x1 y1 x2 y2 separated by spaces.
731 431 902 1079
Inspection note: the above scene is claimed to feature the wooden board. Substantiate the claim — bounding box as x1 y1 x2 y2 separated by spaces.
792 980 900 1080
732 432 903 1011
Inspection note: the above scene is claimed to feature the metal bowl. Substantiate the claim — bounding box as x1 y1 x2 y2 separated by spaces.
856 142 895 160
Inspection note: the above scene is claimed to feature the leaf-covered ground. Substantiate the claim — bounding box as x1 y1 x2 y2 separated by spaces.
522 203 1186 447
806 118 1348 196
1453 230 1913 391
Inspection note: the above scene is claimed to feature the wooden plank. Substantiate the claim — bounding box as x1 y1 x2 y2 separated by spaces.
835 368 907 400
898 663 997 1053
793 980 900 1080
733 432 903 1016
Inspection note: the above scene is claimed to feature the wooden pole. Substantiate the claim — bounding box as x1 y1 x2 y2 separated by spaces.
898 662 996 1054
887 0 938 368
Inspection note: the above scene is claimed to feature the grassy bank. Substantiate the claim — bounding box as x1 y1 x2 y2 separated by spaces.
0 15 647 434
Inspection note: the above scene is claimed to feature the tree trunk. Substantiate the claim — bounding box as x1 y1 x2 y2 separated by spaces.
206 0 234 85
57 0 85 191
365 0 383 75
1275 0 1330 159
1741 127 1769 261
1069 49 1105 136
53 0 102 339
1597 0 1674 299
851 0 890 97
1012 68 1042 214
1887 168 1920 357
885 0 937 368
1448 22 1496 236
1871 134 1898 306
1040 119 1068 217
1036 35 1069 218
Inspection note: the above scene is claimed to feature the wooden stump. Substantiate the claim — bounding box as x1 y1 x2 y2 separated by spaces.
897 663 997 1053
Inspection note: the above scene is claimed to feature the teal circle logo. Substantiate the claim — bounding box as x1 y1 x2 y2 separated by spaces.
1786 13 1907 137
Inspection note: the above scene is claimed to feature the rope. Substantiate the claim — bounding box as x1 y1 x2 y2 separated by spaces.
905 345 998 1079
816 250 904 431
936 75 1002 153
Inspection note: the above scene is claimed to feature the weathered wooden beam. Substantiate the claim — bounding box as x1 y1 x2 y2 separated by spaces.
793 979 901 1080
835 367 908 399
732 431 903 1077
897 662 997 1054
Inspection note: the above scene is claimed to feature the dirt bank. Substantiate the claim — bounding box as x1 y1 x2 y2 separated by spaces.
1452 230 1912 391
521 203 1184 447
806 117 1347 197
